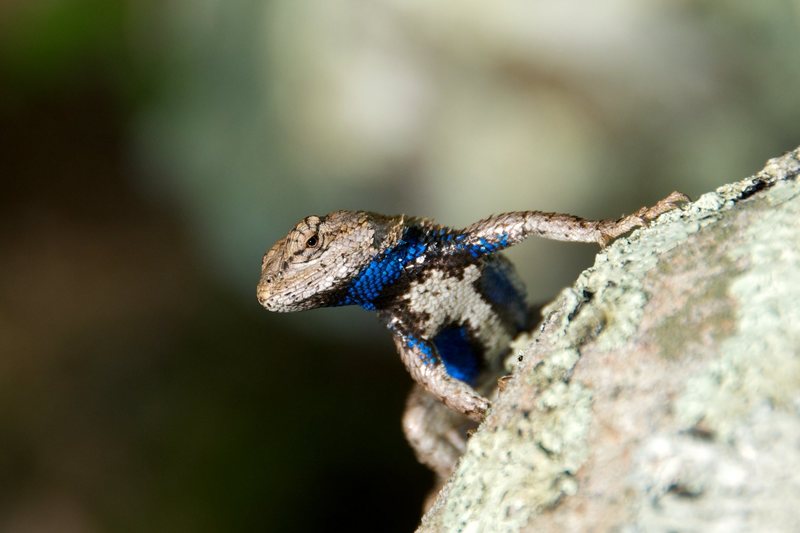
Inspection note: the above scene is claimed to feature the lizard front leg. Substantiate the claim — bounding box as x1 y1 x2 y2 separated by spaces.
460 190 689 249
392 333 490 422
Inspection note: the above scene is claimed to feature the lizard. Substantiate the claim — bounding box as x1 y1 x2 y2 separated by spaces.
256 191 688 480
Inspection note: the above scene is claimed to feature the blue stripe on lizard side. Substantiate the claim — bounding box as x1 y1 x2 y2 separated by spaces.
336 226 510 309
455 233 510 258
432 326 480 384
337 227 429 310
405 335 437 366
478 258 530 332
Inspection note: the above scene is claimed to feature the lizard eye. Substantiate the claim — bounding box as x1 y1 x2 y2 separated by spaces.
288 216 322 259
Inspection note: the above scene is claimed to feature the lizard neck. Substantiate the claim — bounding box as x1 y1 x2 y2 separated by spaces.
335 222 434 310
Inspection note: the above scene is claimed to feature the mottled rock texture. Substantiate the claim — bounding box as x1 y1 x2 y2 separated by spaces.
419 147 800 533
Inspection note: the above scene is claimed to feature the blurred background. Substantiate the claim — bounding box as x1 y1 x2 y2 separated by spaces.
1 1 799 531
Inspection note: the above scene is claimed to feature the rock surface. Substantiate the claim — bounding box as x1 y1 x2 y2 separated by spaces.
419 147 800 532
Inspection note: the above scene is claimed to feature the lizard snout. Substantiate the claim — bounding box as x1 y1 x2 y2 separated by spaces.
256 277 275 308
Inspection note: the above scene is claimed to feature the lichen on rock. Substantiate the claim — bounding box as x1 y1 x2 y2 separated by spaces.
419 147 800 533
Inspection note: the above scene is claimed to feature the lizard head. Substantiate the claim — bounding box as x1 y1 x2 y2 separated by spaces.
257 210 405 312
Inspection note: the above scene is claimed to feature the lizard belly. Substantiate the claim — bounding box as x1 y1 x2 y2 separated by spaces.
431 324 481 384
401 264 513 381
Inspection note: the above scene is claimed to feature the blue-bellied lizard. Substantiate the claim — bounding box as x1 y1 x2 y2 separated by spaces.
256 192 687 479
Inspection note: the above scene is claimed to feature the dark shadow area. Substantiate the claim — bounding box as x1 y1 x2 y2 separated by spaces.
0 78 428 533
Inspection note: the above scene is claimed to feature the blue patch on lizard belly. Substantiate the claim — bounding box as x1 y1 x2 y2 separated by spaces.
432 326 481 384
478 257 530 332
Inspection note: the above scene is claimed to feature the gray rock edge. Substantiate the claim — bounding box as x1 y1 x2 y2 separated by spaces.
418 147 800 533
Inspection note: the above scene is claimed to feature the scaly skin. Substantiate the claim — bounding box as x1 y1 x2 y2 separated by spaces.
257 191 688 477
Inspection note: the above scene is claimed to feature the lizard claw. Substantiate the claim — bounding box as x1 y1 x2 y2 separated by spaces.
497 374 513 392
641 190 691 221
597 190 690 247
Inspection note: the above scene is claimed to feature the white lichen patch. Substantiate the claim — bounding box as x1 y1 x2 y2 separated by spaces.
630 402 800 532
675 178 800 436
432 381 592 533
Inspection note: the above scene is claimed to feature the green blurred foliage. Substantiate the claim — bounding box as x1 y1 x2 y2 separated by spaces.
0 1 126 92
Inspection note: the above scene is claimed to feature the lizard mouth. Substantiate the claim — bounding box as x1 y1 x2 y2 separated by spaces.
256 279 302 312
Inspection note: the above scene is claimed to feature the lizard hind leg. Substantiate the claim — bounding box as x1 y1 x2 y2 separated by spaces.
402 385 476 482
